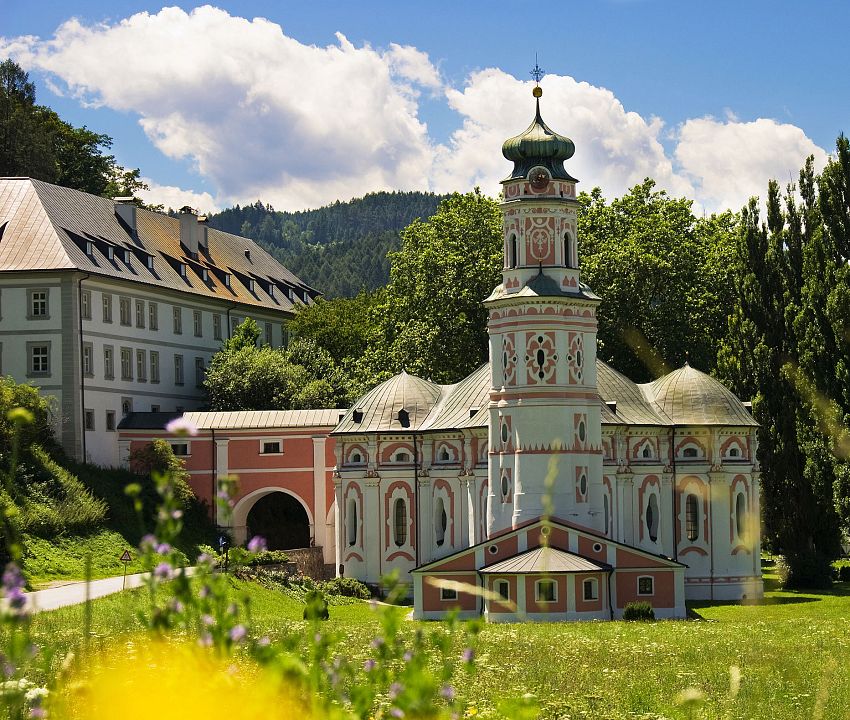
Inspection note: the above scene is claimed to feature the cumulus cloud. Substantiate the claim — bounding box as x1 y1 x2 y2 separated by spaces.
0 7 831 214
137 178 219 213
674 116 829 212
1 6 439 210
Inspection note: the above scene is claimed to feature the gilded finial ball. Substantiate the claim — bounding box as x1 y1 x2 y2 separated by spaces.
532 86 543 98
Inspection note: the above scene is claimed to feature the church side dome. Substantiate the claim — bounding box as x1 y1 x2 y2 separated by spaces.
644 363 758 427
334 371 442 433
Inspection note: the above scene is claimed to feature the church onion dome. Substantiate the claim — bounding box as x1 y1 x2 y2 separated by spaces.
502 92 577 183
333 371 442 434
645 363 758 427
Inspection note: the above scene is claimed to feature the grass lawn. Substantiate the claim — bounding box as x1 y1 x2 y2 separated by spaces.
29 570 850 719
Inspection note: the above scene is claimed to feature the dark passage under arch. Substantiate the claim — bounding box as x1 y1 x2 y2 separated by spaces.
246 492 311 550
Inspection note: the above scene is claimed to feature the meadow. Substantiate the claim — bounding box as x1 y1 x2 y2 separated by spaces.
26 567 850 720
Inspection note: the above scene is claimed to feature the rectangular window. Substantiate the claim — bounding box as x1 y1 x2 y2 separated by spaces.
150 351 160 383
82 342 94 377
638 577 654 596
583 578 598 601
120 347 133 380
135 299 145 328
193 310 202 337
282 325 290 348
536 579 557 603
148 302 158 330
174 354 184 385
231 316 241 334
136 349 147 382
260 440 282 455
439 588 458 601
171 443 189 456
264 322 272 346
194 356 205 387
213 314 222 340
151 404 160 412
27 343 50 376
28 289 49 319
121 397 133 416
173 306 182 334
81 290 92 320
105 410 115 432
84 409 95 431
103 346 114 380
102 293 113 323
119 296 131 326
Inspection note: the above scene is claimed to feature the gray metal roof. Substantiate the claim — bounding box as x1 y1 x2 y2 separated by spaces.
481 546 610 574
117 411 183 430
0 178 315 313
422 363 490 431
596 360 669 426
184 409 347 430
643 363 758 427
334 372 442 433
485 272 600 304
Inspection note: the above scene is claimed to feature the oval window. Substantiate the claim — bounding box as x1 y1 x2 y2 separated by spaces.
736 493 746 538
501 473 510 498
435 497 447 547
576 349 582 367
603 494 610 535
579 474 587 496
578 421 586 443
501 422 509 444
646 494 659 542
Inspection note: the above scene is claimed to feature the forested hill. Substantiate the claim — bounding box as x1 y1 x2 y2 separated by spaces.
206 191 446 297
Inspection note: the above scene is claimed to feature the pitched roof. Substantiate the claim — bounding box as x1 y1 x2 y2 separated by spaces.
596 360 669 426
0 178 315 313
480 546 610 574
184 409 348 429
117 411 183 430
421 364 490 431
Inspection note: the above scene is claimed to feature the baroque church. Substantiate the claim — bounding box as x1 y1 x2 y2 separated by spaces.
331 83 763 621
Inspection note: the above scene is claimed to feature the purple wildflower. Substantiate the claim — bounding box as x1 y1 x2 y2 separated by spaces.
363 659 376 672
197 553 214 566
198 633 213 648
2 563 24 594
257 636 271 647
403 650 413 663
389 682 403 700
229 624 247 643
165 417 198 437
461 648 474 664
140 534 158 550
171 510 183 520
201 614 215 626
247 535 267 554
390 709 404 718
370 636 384 650
440 685 456 702
29 708 46 719
169 600 184 614
155 543 172 555
153 562 173 581
199 585 211 599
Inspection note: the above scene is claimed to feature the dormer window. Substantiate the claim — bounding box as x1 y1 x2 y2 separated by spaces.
146 254 154 270
288 288 295 301
201 268 209 282
224 273 231 288
248 278 255 293
302 290 309 302
179 263 187 278
122 248 131 264
268 285 275 300
106 246 115 261
84 240 93 256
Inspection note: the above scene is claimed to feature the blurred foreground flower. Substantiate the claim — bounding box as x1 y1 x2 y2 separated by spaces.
165 417 198 437
55 641 306 720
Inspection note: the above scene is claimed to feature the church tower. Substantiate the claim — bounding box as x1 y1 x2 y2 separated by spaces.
485 81 603 535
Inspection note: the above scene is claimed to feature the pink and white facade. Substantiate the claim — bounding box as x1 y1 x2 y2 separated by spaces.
332 88 763 620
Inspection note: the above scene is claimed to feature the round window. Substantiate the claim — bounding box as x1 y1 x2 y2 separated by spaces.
540 525 551 537
592 542 603 553
488 545 499 555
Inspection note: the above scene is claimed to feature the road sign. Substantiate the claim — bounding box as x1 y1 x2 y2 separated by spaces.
120 549 132 589
120 549 132 563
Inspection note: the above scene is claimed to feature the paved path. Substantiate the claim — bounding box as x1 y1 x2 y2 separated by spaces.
23 571 154 613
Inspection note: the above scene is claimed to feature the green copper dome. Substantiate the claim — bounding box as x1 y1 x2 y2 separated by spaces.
502 96 577 183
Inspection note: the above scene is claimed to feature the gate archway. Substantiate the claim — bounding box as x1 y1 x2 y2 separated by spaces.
232 488 313 550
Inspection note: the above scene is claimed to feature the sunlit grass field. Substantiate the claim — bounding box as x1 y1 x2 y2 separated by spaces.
31 570 850 719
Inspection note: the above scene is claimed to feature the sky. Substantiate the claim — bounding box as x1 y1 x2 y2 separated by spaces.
2 1 849 213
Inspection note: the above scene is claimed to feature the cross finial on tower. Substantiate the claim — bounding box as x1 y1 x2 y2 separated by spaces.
530 55 545 84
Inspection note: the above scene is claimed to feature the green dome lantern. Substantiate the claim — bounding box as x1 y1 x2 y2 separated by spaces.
501 87 577 183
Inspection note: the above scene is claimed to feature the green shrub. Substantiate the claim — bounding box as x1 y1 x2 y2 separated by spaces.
322 575 371 599
128 439 195 507
778 550 834 589
303 589 329 620
832 559 850 582
250 550 291 566
623 601 655 621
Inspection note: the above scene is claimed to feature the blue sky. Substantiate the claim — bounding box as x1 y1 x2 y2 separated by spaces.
3 1 848 212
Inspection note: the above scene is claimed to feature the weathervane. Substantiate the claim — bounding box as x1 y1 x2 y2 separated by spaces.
530 55 544 98
530 55 545 85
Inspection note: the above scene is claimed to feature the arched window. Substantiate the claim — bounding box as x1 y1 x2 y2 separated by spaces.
603 494 610 536
435 497 447 547
393 498 407 547
508 234 517 268
683 447 698 458
563 232 572 268
346 498 357 546
583 578 598 601
351 451 362 464
729 447 740 458
494 579 510 601
646 494 659 543
642 445 652 459
685 494 699 542
394 451 410 463
735 493 747 538
439 448 450 462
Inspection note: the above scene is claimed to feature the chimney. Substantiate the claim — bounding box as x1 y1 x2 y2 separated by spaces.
113 197 137 238
197 215 209 251
179 209 199 258
244 249 252 262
